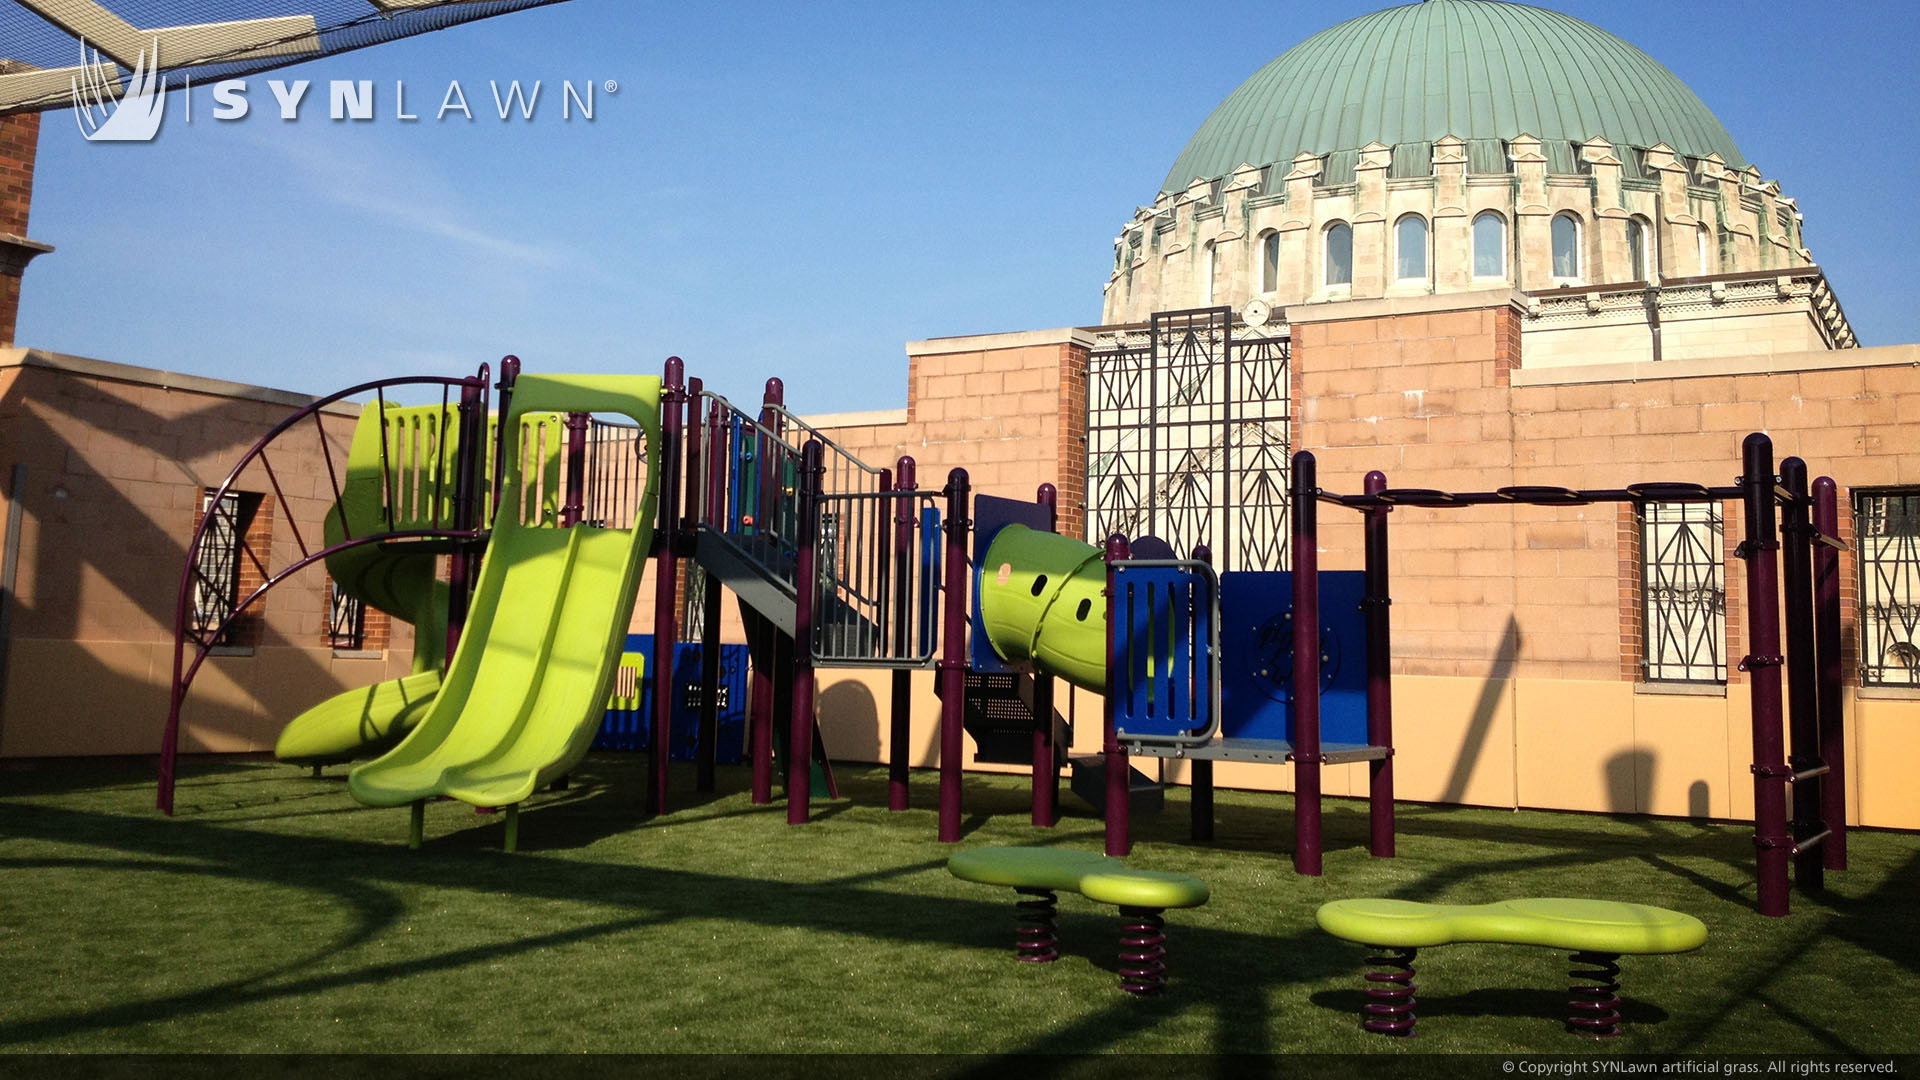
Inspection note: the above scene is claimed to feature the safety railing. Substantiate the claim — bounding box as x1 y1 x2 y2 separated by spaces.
812 488 943 667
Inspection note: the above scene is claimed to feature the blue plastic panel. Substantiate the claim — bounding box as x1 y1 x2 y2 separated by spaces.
596 634 747 763
968 494 1057 673
1110 563 1213 740
1218 571 1369 746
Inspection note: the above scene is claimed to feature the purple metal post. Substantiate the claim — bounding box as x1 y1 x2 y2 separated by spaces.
649 358 685 818
685 380 718 794
684 377 705 530
937 468 971 843
705 399 726 527
560 412 588 528
1363 469 1397 859
1812 477 1848 871
1103 533 1132 857
491 356 521 516
789 441 825 825
748 379 784 806
1291 450 1324 877
443 374 487 666
1740 433 1791 917
889 456 917 812
1032 483 1060 828
1190 543 1214 843
1779 458 1824 894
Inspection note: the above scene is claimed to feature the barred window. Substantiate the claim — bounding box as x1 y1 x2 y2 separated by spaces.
192 491 245 638
1856 489 1920 687
1640 501 1726 683
327 580 366 650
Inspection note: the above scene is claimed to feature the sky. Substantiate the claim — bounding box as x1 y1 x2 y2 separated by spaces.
15 0 1920 414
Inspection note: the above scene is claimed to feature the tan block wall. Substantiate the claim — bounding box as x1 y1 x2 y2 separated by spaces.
0 360 416 758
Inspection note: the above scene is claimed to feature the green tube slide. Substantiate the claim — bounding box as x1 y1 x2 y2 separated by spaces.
977 524 1110 693
347 374 660 809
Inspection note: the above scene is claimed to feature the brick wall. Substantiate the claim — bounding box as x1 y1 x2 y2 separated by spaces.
0 110 39 346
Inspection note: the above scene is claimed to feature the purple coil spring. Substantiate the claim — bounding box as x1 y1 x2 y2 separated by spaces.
1014 887 1059 963
1362 945 1419 1036
1117 905 1167 995
1568 951 1623 1037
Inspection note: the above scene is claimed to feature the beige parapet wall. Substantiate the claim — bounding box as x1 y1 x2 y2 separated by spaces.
0 349 415 759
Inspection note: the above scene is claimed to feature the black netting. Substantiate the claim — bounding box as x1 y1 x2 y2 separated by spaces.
1 0 574 113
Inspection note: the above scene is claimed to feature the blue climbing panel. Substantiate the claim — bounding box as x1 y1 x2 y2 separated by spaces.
1218 571 1369 747
1109 562 1215 741
595 634 748 763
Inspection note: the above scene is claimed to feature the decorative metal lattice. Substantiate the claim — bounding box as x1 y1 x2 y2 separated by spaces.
191 490 243 637
326 579 365 650
1855 489 1920 687
1639 500 1726 683
1086 307 1291 571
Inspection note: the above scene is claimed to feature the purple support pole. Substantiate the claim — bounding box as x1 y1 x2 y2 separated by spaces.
443 375 486 667
684 377 705 529
938 468 971 843
705 399 727 527
889 457 916 812
789 441 825 825
1779 458 1824 894
649 358 685 818
1291 450 1324 877
1364 469 1397 859
560 412 588 528
1812 477 1848 871
1104 534 1132 857
1190 543 1214 843
491 355 521 516
1740 432 1791 917
749 380 784 806
1032 483 1060 828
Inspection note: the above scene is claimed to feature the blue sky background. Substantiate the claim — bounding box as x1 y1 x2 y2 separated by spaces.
16 0 1919 413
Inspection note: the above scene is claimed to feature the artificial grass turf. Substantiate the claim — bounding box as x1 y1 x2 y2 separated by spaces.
0 755 1915 1056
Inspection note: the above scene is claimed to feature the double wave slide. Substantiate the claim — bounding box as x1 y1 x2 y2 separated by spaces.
347 374 662 846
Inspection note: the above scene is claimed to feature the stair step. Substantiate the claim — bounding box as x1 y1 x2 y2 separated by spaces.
1067 754 1164 817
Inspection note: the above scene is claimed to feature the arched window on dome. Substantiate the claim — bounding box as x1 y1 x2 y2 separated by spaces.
1203 240 1218 305
1472 211 1507 279
1260 231 1280 294
1325 222 1353 287
1551 213 1582 280
1697 225 1713 275
1627 216 1654 282
1395 214 1429 281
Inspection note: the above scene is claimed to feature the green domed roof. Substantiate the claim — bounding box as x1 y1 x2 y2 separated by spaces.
1162 0 1746 192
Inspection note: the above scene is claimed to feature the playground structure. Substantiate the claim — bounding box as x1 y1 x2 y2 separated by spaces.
156 356 1848 914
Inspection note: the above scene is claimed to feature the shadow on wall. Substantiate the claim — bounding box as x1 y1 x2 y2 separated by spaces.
1439 616 1520 805
1603 749 1715 818
818 678 879 763
0 369 355 755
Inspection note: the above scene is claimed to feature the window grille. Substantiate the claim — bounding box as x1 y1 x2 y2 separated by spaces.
1856 490 1920 687
327 580 366 650
192 491 245 640
1640 501 1726 683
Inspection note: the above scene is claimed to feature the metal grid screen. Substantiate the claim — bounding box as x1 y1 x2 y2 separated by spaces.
1639 500 1727 683
1086 308 1292 572
1855 489 1920 687
2 1 575 113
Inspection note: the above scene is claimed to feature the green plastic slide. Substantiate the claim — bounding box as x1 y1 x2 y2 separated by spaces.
274 401 458 764
348 374 661 809
275 401 570 765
